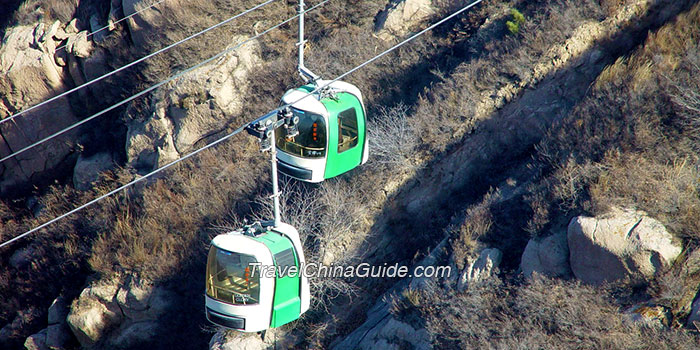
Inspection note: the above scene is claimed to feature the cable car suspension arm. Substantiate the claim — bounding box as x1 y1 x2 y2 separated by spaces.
245 108 298 228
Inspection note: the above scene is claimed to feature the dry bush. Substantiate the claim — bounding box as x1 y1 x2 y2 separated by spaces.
224 177 363 311
588 153 700 241
448 189 498 270
367 104 418 170
418 275 699 349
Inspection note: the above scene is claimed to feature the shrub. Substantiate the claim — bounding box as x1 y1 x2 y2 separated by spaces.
367 104 418 170
506 8 525 35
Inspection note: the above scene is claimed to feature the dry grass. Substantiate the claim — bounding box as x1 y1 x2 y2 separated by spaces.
417 275 699 349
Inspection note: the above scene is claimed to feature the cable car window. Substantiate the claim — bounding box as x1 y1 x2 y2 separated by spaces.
276 109 326 158
206 247 260 305
337 108 358 153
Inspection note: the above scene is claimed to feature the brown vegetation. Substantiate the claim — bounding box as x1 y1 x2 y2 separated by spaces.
3 0 700 348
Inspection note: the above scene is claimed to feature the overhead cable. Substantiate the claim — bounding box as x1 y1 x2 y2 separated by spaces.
0 0 485 248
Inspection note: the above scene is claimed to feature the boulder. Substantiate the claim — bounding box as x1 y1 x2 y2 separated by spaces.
520 230 572 278
567 207 682 285
67 31 93 58
66 274 174 348
65 19 80 34
0 25 79 195
457 248 502 292
47 296 72 349
24 329 48 350
374 0 436 40
73 152 115 190
66 281 123 347
48 296 69 325
125 37 260 171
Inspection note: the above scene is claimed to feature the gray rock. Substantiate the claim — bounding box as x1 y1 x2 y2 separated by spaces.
54 27 70 41
374 0 436 40
65 19 79 34
68 31 92 58
209 332 272 350
33 23 46 46
66 274 176 348
66 279 122 348
46 323 71 350
109 0 124 31
458 248 502 292
73 152 114 190
41 21 61 43
48 296 69 325
567 207 682 285
521 230 572 278
122 0 169 50
24 329 48 350
0 26 78 196
126 37 260 171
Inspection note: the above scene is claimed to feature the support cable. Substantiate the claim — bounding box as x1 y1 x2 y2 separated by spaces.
0 0 485 248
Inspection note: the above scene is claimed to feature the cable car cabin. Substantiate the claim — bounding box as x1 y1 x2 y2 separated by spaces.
205 222 310 332
275 80 368 183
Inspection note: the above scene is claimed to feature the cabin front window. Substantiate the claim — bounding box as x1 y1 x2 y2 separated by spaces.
276 109 326 158
206 247 260 305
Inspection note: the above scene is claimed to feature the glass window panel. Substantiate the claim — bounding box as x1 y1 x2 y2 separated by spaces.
337 108 358 153
206 247 260 305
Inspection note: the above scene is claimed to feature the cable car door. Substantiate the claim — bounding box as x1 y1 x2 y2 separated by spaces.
253 232 301 328
323 93 365 179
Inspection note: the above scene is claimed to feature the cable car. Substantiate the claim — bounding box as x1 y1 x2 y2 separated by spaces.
274 80 369 182
205 221 310 332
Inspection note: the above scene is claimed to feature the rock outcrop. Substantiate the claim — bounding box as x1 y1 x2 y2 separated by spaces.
374 0 436 40
567 208 682 285
125 37 260 171
0 24 80 194
0 8 124 194
66 275 173 349
520 230 572 279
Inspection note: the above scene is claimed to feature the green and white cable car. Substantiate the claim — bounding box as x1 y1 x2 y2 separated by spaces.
272 0 368 183
205 221 310 332
275 81 368 182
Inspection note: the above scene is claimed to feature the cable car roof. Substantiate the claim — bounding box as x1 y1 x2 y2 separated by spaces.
282 80 365 117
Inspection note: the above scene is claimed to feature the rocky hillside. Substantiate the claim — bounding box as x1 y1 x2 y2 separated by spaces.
2 0 700 349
